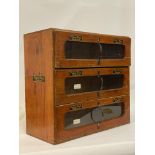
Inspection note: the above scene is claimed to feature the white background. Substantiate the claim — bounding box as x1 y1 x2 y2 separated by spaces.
19 0 135 155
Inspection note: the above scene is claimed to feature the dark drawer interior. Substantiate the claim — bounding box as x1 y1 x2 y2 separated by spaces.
65 41 125 59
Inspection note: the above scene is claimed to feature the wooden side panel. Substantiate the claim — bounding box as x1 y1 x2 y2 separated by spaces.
24 29 55 143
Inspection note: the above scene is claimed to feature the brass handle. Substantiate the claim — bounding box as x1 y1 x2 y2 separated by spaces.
113 39 123 44
100 77 103 90
69 103 83 111
113 97 123 103
112 69 122 74
97 75 103 90
70 35 82 41
32 74 45 82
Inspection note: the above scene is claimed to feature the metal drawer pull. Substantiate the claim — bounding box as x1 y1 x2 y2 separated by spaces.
97 43 102 65
97 74 104 91
100 77 103 90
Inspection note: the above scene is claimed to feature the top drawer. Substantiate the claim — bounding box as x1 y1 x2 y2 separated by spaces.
54 30 131 68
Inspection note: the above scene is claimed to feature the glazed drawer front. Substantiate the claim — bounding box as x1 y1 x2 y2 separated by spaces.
55 95 130 143
54 31 131 68
65 103 122 129
55 67 129 105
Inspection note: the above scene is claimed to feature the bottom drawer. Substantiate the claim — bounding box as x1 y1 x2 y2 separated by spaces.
65 102 122 130
55 95 130 143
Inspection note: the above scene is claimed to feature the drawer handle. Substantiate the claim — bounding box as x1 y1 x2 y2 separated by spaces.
97 73 103 91
69 103 83 111
113 39 123 44
97 43 102 65
112 69 122 74
100 77 103 90
32 74 45 82
98 75 103 90
70 35 82 41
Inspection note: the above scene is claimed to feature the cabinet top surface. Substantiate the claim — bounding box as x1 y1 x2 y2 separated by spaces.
24 28 131 39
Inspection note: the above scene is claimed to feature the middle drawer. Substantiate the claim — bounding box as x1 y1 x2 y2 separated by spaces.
55 67 129 105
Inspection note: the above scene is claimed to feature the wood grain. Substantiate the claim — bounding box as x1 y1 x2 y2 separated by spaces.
24 28 131 144
54 30 131 68
24 29 55 143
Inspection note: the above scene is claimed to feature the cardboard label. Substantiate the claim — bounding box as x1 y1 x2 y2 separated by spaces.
74 84 81 90
73 119 80 124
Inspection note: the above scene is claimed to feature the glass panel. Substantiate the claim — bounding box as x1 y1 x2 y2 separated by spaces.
101 74 124 90
65 41 125 59
65 41 99 59
101 44 125 59
64 102 123 129
65 76 101 94
65 74 124 94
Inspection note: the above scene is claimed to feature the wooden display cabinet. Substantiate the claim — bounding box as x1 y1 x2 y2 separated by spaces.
24 28 131 144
